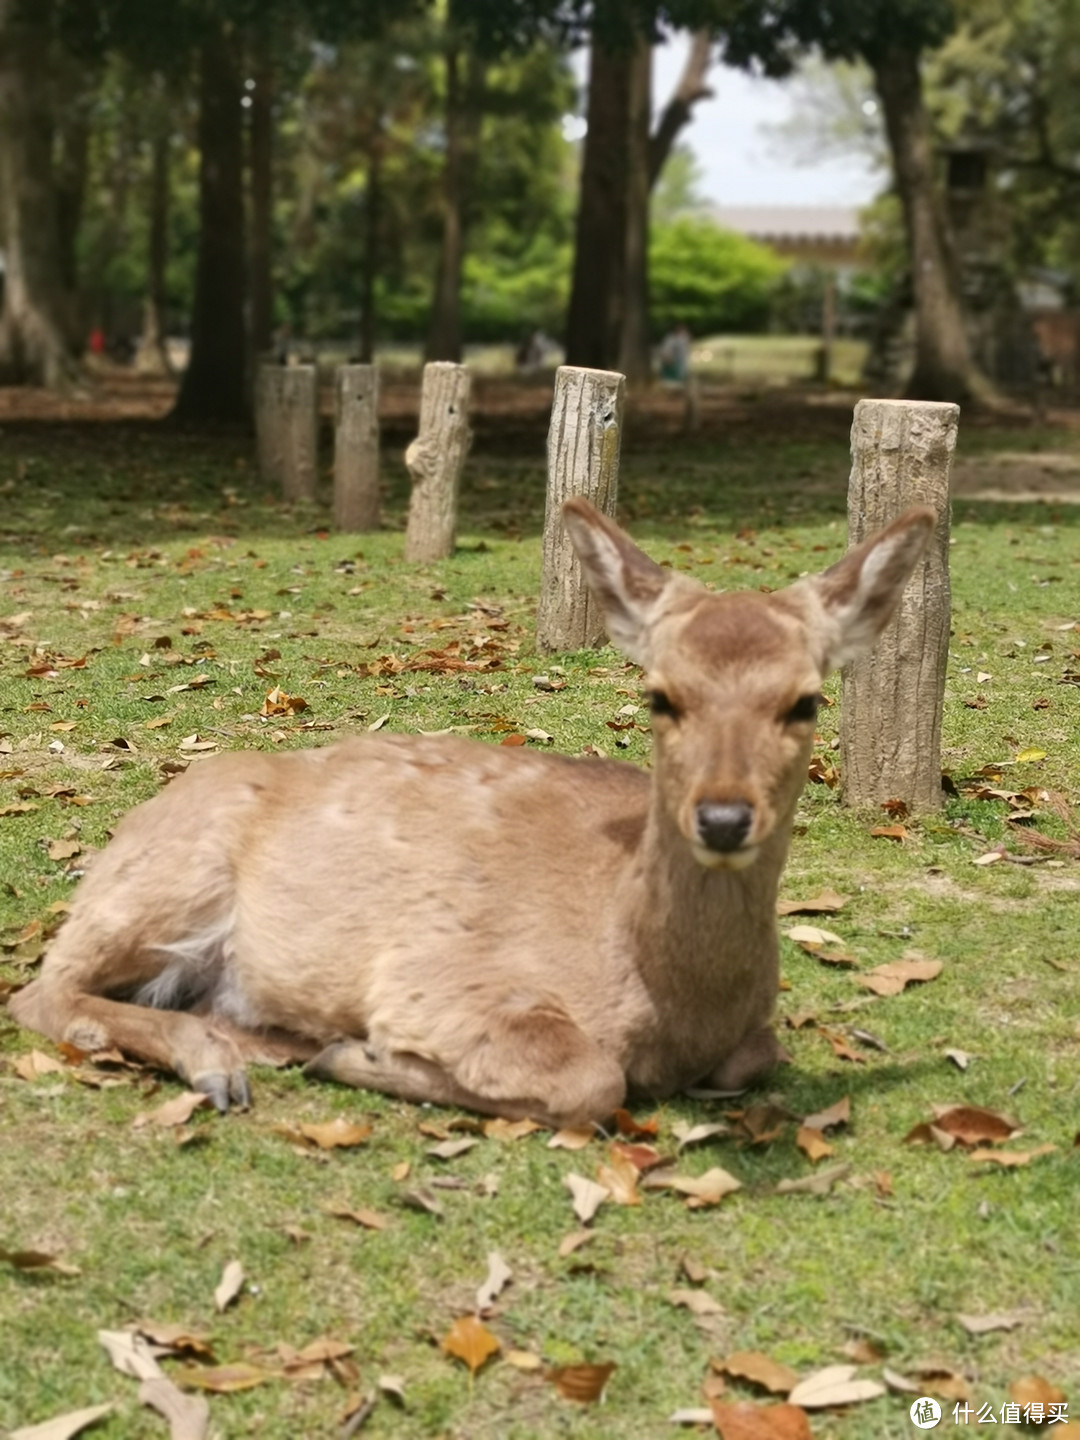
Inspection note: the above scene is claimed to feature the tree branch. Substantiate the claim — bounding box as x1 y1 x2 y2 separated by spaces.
648 29 714 190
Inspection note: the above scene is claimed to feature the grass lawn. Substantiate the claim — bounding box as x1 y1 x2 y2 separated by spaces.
1 392 1078 1438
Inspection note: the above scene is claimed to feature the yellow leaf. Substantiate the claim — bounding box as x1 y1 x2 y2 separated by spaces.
1015 748 1046 764
440 1315 501 1375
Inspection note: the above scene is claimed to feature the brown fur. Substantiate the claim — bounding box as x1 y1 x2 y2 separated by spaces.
9 501 934 1125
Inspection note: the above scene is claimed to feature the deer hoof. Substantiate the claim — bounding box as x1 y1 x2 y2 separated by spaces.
191 1071 233 1114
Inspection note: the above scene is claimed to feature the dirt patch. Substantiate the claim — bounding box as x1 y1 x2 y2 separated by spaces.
951 450 1080 504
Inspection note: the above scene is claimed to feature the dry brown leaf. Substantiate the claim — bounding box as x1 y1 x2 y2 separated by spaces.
133 1091 211 1129
440 1315 500 1375
261 686 308 717
784 924 846 948
776 889 848 916
957 1311 1026 1335
903 1122 956 1151
138 1376 210 1440
715 1350 798 1395
482 1117 542 1142
802 1096 850 1132
10 1403 116 1440
672 1120 731 1150
609 1141 667 1172
843 1338 885 1365
326 1206 390 1231
902 1367 972 1402
710 1400 814 1440
0 1247 81 1276
475 1251 513 1313
399 1188 443 1217
1008 1375 1067 1406
46 837 81 861
275 1118 373 1150
135 1320 215 1361
670 1407 716 1426
930 1105 1019 1146
613 1108 659 1138
870 824 907 842
390 1160 410 1182
795 1127 834 1164
668 1289 725 1317
854 956 942 997
427 1137 479 1161
98 1328 163 1381
171 1362 276 1393
557 1230 596 1259
545 1361 616 1403
547 1126 594 1151
787 1364 885 1408
505 1350 543 1372
968 1144 1056 1166
643 1166 742 1207
213 1259 244 1313
596 1149 641 1206
565 1172 610 1225
14 1050 66 1081
775 1161 851 1196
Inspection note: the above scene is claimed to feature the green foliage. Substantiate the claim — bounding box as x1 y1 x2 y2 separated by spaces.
649 218 787 336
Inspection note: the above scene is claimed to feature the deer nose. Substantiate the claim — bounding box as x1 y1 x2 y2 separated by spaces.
695 801 754 853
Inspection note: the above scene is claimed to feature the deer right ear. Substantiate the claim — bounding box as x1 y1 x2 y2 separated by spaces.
562 499 669 664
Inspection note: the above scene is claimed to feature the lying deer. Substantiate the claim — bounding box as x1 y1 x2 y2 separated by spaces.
9 500 933 1126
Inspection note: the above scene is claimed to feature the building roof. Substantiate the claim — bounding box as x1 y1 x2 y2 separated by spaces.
710 206 861 244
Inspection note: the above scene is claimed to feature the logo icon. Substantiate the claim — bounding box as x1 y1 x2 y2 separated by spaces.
910 1397 942 1429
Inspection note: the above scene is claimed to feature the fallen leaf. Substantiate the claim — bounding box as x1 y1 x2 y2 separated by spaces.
0 1247 80 1276
668 1289 725 1317
715 1351 798 1395
475 1251 513 1313
98 1328 163 1381
802 1096 850 1132
326 1206 390 1231
945 1049 972 1070
46 837 81 861
399 1188 443 1217
596 1149 642 1206
882 1366 920 1394
274 1118 373 1150
643 1166 742 1207
390 1160 410 1182
902 1366 971 1402
378 1374 407 1402
796 1128 833 1164
787 1364 885 1408
855 957 942 997
506 1350 543 1371
172 1362 276 1393
1015 747 1046 763
776 889 848 916
931 1105 1019 1146
610 1141 667 1172
427 1137 479 1160
134 1092 212 1129
775 1162 851 1196
261 686 308 717
968 1144 1056 1166
14 1050 66 1081
672 1121 731 1150
613 1108 659 1138
670 1407 716 1426
482 1117 542 1142
10 1403 115 1440
903 1122 956 1151
680 1254 707 1284
547 1127 594 1151
957 1311 1026 1335
557 1230 596 1259
135 1320 215 1361
138 1376 210 1440
784 925 846 948
1008 1375 1066 1406
870 824 907 842
545 1361 616 1403
565 1172 610 1225
440 1315 500 1375
213 1259 244 1313
842 1338 885 1365
710 1400 813 1439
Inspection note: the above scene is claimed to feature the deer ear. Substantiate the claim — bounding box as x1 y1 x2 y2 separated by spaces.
811 506 937 672
562 499 669 664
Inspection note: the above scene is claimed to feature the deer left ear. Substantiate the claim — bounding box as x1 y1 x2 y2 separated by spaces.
810 507 937 673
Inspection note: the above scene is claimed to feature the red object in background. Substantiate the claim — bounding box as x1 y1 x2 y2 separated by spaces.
88 327 106 355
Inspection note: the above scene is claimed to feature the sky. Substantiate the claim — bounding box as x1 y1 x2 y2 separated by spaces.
572 36 883 209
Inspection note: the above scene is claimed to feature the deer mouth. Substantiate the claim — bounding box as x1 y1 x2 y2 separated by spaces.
690 840 761 872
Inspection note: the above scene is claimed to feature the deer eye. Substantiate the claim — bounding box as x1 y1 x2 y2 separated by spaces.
647 689 680 720
785 693 821 724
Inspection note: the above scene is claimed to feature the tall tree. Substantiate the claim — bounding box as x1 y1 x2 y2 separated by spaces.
0 0 79 386
722 0 993 404
172 21 248 421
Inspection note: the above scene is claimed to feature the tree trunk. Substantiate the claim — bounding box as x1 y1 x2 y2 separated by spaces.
0 0 78 387
872 44 991 405
360 139 382 364
54 65 92 351
249 48 274 361
135 122 172 375
649 30 713 187
172 25 248 423
618 37 652 382
565 40 631 371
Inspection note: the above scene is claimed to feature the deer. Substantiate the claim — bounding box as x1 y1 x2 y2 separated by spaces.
8 500 934 1127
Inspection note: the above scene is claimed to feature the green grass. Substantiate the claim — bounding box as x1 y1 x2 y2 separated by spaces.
1 406 1078 1437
